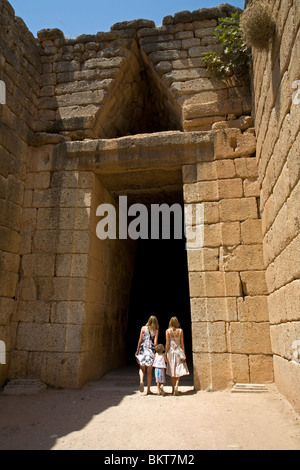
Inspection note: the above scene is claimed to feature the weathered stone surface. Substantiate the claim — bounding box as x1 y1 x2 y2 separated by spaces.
37 28 64 40
111 19 155 30
3 379 47 395
163 5 242 25
0 2 298 417
230 322 272 355
191 297 238 322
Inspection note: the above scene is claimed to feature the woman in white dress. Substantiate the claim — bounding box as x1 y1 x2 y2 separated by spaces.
135 316 159 394
165 316 189 395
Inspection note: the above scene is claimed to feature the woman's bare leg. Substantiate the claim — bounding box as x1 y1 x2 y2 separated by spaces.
139 366 145 392
174 378 180 395
146 366 153 394
170 377 176 394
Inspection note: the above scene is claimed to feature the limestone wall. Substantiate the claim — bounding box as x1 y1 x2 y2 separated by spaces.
251 0 300 413
10 144 136 387
183 126 273 390
0 0 41 386
1 0 297 403
34 4 251 141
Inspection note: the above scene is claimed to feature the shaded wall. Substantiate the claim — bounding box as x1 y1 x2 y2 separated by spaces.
0 0 41 386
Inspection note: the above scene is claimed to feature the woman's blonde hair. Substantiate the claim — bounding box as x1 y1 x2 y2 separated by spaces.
169 316 180 329
146 315 159 333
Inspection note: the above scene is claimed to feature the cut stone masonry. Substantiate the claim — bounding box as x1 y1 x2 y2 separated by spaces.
0 0 299 414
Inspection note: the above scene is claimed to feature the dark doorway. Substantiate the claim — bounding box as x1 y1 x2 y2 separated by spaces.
126 235 193 373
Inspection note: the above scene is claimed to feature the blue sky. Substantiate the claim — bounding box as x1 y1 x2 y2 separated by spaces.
8 0 245 38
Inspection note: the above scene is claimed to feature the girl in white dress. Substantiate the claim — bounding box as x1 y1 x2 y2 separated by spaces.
165 317 189 395
153 344 167 396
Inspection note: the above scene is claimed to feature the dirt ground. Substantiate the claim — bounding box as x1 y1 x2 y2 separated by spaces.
0 364 299 451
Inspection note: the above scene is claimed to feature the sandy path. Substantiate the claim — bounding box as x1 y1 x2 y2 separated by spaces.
0 365 299 451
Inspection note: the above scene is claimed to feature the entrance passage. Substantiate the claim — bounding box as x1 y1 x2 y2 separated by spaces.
126 236 193 373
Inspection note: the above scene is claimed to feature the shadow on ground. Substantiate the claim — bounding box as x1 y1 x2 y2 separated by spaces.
0 363 194 450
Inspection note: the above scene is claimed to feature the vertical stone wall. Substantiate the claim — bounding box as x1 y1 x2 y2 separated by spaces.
0 0 41 386
183 126 273 390
9 143 136 388
251 0 300 412
81 176 136 385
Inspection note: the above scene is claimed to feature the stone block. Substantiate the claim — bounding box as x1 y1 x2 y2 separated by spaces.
282 279 300 322
214 129 256 160
204 223 222 247
189 271 242 297
7 175 24 206
148 49 187 65
0 298 14 325
24 254 55 278
37 207 91 231
229 322 272 355
203 202 220 224
0 199 22 232
218 178 243 199
249 355 274 383
187 247 219 271
240 271 268 296
216 160 236 179
182 161 217 183
243 178 260 197
184 98 243 120
0 251 20 273
220 197 258 221
33 188 92 208
273 356 300 415
50 301 85 324
55 254 89 277
52 277 88 301
0 271 19 298
18 278 37 301
193 352 232 390
183 180 218 203
221 221 240 246
241 219 263 244
235 157 259 178
192 321 227 353
15 322 82 353
237 296 269 322
266 234 300 293
270 322 300 360
231 354 250 384
191 297 237 322
222 245 265 271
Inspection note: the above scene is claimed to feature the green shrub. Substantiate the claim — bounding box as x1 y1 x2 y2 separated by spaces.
202 12 250 79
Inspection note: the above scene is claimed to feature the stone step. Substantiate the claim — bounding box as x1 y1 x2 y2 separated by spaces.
2 379 47 396
231 383 268 393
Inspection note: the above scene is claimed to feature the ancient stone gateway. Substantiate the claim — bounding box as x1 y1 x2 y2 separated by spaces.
0 0 299 413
